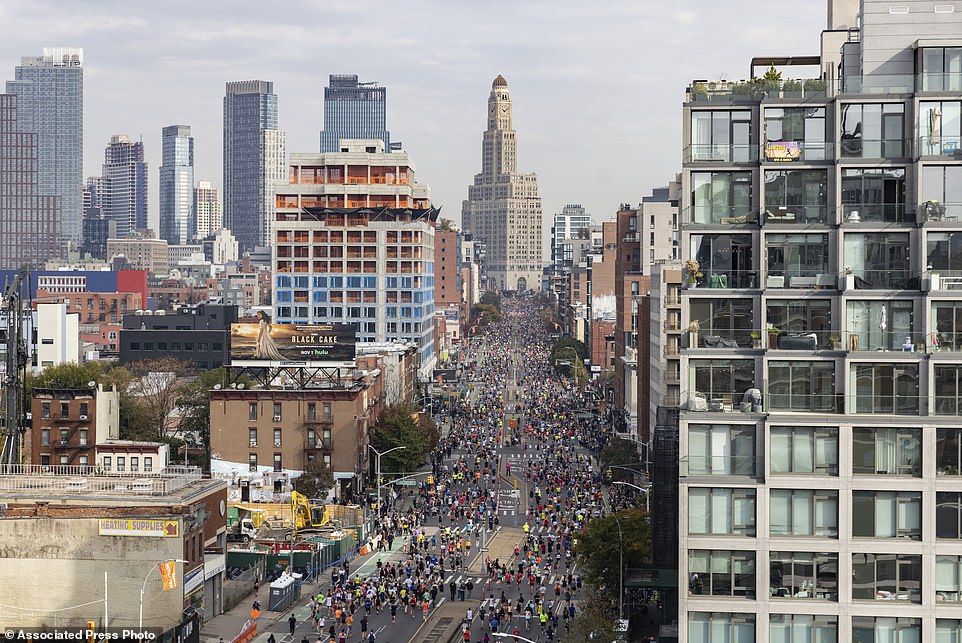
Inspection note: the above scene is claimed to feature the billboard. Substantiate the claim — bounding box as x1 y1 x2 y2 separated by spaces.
765 141 802 162
230 318 356 363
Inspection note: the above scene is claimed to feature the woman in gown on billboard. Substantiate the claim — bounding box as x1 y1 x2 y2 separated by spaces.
254 311 286 361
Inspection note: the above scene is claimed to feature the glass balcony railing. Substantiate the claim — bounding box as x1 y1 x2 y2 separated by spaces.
763 206 829 224
763 271 836 289
688 269 759 289
847 270 920 291
922 201 962 221
840 203 912 224
682 455 760 477
840 74 916 94
918 73 962 93
686 207 758 225
838 137 908 159
684 144 758 163
929 270 962 291
919 135 962 159
686 79 829 103
762 141 834 162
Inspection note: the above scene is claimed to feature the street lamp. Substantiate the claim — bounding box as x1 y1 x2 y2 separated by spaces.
369 445 407 517
554 345 579 380
140 559 188 629
613 480 651 513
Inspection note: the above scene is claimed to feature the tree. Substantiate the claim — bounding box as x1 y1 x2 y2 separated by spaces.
471 303 501 325
575 507 651 604
600 437 643 482
436 218 457 232
174 368 230 471
370 404 439 474
294 457 334 499
568 591 619 642
125 357 192 442
479 290 502 311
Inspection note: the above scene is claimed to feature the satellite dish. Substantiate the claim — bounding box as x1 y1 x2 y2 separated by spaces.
213 384 222 390
87 381 96 387
237 383 245 390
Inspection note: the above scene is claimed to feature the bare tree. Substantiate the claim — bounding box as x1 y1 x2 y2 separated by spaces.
126 357 192 442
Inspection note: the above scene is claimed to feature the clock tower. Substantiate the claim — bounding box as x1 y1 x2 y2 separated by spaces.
482 75 517 178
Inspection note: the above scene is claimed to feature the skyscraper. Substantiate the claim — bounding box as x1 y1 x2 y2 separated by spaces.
462 76 543 292
5 47 83 251
319 74 390 153
194 180 222 239
101 135 147 239
0 94 59 269
159 125 195 245
223 80 286 253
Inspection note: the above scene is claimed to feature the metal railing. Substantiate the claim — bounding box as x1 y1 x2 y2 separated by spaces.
840 203 912 224
684 144 758 164
688 270 760 289
0 465 203 496
681 455 761 477
763 206 830 225
919 135 962 159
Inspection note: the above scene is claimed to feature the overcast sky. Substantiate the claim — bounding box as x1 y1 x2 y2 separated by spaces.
0 0 826 235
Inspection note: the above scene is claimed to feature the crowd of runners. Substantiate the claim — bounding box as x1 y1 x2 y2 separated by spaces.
292 297 638 642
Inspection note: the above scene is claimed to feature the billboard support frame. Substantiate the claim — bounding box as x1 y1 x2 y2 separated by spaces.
226 365 350 390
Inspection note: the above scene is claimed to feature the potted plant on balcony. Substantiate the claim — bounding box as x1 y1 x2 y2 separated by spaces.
688 320 700 347
803 78 826 96
750 331 762 349
767 324 781 350
684 259 703 288
829 335 842 350
782 79 803 98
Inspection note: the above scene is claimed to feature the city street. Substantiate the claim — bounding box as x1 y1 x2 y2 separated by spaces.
263 298 614 643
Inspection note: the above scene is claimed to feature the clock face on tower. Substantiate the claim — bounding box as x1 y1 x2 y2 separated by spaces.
501 106 509 113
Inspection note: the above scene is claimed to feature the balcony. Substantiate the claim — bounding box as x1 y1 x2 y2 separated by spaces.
763 206 830 225
685 207 758 226
680 455 762 479
687 270 759 290
838 137 909 160
840 203 912 224
686 78 829 103
684 144 757 164
305 437 333 450
922 201 962 222
842 270 921 291
685 391 843 415
763 271 837 290
919 135 962 160
761 141 834 163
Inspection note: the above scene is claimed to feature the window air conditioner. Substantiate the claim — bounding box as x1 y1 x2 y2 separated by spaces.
273 415 282 422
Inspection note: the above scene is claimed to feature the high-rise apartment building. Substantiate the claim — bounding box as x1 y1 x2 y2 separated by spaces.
462 76 543 292
272 138 436 375
5 48 83 251
552 204 592 270
319 74 391 153
223 80 286 253
83 176 103 211
101 135 147 239
194 180 222 239
159 125 195 245
0 94 60 269
676 2 962 641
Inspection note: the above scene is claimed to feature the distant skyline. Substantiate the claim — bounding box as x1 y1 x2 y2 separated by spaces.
0 1 825 236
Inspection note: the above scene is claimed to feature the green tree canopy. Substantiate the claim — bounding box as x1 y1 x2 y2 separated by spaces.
575 507 651 603
600 437 644 482
294 457 334 499
471 303 501 325
370 404 439 474
479 290 502 311
436 217 457 232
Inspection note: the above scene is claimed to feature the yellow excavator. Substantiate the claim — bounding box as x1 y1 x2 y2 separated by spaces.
291 490 331 537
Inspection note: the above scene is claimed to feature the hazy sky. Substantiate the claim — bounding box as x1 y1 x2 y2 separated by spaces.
0 0 826 235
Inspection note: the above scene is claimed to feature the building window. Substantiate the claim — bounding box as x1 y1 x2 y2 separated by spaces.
274 454 282 472
689 110 752 163
688 487 755 536
689 359 755 408
937 492 962 539
41 402 50 419
763 106 827 161
248 402 257 421
59 429 69 445
843 232 912 290
766 299 832 348
939 558 962 603
249 428 257 448
764 169 828 223
116 456 125 472
79 402 88 417
40 429 50 447
769 426 838 475
853 491 921 539
690 234 754 288
323 403 332 421
851 554 921 602
920 46 962 91
847 300 913 352
765 233 829 285
102 456 111 471
769 615 837 642
839 103 905 159
689 172 753 225
60 402 69 418
249 454 257 472
853 427 921 476
938 429 962 476
769 551 838 600
688 299 754 347
323 454 331 467
60 455 68 465
687 613 755 643
852 364 920 415
937 619 962 641
921 165 962 220
687 550 754 597
307 403 316 421
769 489 838 537
78 430 88 446
274 428 282 448
841 167 907 223
768 361 836 412
273 403 282 421
686 425 755 476
144 457 152 472
307 430 316 449
130 457 139 472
